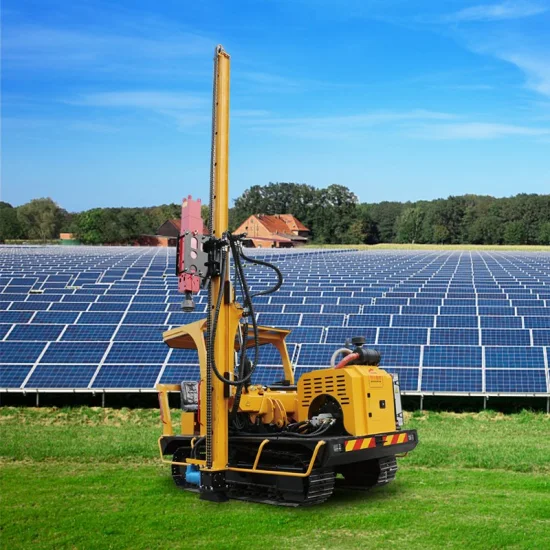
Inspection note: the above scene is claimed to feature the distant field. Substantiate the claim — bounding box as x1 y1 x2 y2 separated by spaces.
307 243 550 251
1 408 549 550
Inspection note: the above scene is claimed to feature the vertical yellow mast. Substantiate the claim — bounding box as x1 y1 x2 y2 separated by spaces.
203 45 237 496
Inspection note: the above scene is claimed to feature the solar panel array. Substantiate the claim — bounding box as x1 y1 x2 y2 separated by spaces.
1 246 549 397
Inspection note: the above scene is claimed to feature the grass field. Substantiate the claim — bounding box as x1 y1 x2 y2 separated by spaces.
1 408 549 550
307 244 550 251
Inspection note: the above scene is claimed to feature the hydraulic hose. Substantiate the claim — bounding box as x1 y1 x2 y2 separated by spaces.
209 239 260 387
239 249 283 298
334 352 360 370
330 347 352 368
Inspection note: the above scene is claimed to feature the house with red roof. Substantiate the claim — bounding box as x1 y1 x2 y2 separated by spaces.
234 214 310 248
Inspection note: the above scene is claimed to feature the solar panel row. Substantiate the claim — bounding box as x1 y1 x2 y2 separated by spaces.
0 246 549 396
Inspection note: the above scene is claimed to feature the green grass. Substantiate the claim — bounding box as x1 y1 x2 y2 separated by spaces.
1 408 549 549
306 243 550 251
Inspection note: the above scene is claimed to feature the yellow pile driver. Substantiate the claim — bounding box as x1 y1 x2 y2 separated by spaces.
156 45 418 505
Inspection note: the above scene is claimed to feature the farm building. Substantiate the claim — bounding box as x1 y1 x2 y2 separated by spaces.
234 214 310 248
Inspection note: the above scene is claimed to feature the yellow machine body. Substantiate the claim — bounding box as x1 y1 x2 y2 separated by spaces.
160 322 398 438
297 366 397 436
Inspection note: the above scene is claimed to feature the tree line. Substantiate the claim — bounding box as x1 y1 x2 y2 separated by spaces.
1 185 549 245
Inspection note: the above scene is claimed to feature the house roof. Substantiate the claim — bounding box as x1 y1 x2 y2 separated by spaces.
167 219 209 235
255 214 309 235
278 214 309 232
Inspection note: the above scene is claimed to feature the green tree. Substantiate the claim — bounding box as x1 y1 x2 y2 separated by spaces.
16 198 64 241
538 222 550 245
0 202 24 241
433 224 450 244
396 207 424 243
369 201 403 243
468 216 503 244
503 221 528 244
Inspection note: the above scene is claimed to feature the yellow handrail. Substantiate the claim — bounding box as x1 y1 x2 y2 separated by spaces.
227 440 326 478
158 436 326 478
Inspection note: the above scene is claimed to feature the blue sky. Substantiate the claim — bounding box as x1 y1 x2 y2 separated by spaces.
1 0 549 211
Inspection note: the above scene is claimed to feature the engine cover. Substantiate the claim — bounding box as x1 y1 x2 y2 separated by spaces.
297 366 397 436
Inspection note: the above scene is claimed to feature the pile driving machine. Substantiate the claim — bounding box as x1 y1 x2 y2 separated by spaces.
156 45 418 506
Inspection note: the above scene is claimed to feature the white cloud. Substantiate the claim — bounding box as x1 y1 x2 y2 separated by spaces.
447 1 547 22
71 91 207 111
2 23 211 72
412 122 550 139
240 109 457 139
498 52 550 96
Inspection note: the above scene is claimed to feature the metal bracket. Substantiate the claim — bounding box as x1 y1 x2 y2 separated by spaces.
177 232 223 290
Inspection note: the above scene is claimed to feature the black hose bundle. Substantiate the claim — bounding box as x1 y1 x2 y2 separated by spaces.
206 234 300 432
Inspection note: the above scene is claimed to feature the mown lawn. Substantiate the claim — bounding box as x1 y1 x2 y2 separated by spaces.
1 408 549 549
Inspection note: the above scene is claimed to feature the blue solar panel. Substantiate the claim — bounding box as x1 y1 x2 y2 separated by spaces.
348 314 390 327
0 365 32 387
430 329 479 346
325 327 376 345
250 367 286 385
41 342 109 363
252 343 297 365
479 306 515 316
34 311 80 324
402 306 439 315
517 307 550 317
77 312 123 324
92 365 162 388
62 324 117 341
285 327 324 343
532 330 550 346
0 311 35 323
485 369 547 393
50 302 90 311
168 313 208 325
26 365 96 388
300 313 345 327
423 346 482 367
27 293 64 302
378 328 427 345
257 313 301 327
485 347 544 369
422 368 482 392
168 348 200 364
130 302 169 312
252 303 284 313
0 341 46 363
481 329 530 346
480 316 522 329
296 344 337 366
114 325 167 341
363 305 401 315
440 306 477 316
323 305 361 314
89 302 128 312
436 315 478 328
122 312 168 325
284 304 322 313
392 315 434 328
383 368 419 391
63 294 97 302
160 366 200 383
524 317 550 329
7 324 64 341
376 345 421 367
0 324 12 339
105 343 168 364
9 301 51 311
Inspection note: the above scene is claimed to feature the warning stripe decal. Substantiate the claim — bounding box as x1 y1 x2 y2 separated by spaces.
344 432 408 452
